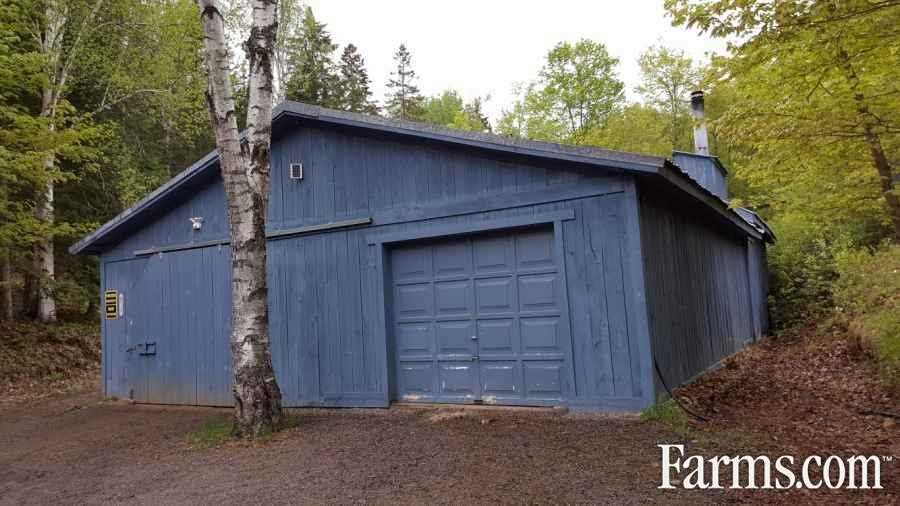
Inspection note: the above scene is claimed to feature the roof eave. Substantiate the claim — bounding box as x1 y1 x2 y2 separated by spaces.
656 161 764 241
278 105 663 175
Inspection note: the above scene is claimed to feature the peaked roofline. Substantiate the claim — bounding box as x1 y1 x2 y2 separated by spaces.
70 101 764 255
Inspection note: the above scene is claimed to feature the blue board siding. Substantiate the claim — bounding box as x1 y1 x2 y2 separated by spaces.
98 122 760 411
268 195 641 407
746 238 770 339
637 183 758 395
102 194 644 409
102 126 617 262
102 247 232 405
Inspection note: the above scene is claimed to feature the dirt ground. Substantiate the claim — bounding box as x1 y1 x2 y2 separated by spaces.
0 332 897 505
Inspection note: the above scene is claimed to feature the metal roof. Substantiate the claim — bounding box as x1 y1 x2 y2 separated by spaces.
70 101 767 255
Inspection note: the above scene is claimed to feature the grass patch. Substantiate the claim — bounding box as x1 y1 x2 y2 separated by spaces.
186 412 305 449
640 400 691 437
186 416 233 449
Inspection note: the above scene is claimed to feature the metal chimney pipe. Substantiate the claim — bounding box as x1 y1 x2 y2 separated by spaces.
691 90 710 156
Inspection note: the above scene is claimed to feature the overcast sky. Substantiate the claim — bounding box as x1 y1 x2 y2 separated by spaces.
304 0 727 122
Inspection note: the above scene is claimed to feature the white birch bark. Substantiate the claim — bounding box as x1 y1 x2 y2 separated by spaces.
32 2 66 323
32 0 103 322
197 0 283 437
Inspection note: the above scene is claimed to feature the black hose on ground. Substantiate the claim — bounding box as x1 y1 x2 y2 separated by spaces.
652 356 709 422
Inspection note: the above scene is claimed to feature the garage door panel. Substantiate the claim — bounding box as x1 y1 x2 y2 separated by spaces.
438 363 478 397
521 316 562 355
396 322 433 357
436 320 476 356
481 361 521 399
518 273 559 313
392 226 571 406
473 236 515 275
516 229 555 272
395 283 433 320
433 239 472 279
475 276 517 315
392 247 432 283
477 318 516 355
434 279 473 318
398 363 435 397
523 362 564 399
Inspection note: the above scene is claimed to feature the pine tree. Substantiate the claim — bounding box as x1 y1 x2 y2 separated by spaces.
463 97 492 132
337 44 377 114
385 44 424 120
284 6 339 107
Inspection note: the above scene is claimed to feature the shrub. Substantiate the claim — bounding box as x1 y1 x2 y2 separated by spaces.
833 243 900 389
766 216 848 328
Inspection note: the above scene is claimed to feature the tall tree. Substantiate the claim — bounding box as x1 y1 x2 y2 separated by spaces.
420 90 491 132
385 43 424 120
221 0 306 103
336 43 377 114
420 89 465 126
462 96 492 133
0 0 108 322
35 0 103 322
498 39 625 144
283 6 339 107
585 104 673 157
197 0 284 437
636 44 700 151
667 0 900 241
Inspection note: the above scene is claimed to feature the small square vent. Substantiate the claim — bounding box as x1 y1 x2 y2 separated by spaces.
289 162 303 180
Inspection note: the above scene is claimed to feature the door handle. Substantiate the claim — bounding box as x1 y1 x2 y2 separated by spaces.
471 335 478 340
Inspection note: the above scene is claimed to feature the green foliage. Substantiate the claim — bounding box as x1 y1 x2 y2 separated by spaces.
498 39 624 144
765 216 848 327
668 0 900 237
281 7 378 114
420 90 491 132
834 244 900 387
385 43 424 120
284 6 340 108
584 104 672 157
0 0 214 319
336 44 378 114
635 44 699 151
667 0 900 328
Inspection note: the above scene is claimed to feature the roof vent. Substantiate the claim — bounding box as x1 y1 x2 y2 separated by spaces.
289 162 303 180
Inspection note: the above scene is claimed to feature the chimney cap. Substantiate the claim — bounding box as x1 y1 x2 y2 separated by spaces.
690 90 705 106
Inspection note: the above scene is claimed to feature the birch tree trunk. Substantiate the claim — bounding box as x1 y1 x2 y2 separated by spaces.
31 0 103 323
33 2 67 323
197 0 283 437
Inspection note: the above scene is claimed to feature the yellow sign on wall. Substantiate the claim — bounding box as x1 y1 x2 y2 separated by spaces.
105 290 119 319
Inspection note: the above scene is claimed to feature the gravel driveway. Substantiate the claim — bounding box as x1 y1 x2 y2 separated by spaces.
0 388 894 505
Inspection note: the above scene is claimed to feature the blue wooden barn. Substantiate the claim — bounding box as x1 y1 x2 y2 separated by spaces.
72 95 773 411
